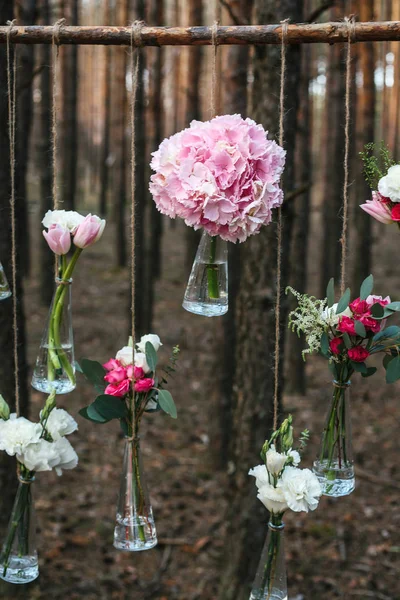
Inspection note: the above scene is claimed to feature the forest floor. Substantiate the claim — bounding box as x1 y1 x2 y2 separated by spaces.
1 208 399 600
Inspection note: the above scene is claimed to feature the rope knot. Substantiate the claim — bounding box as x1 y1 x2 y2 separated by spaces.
52 18 66 47
280 18 290 40
211 20 219 47
131 20 145 47
344 15 357 43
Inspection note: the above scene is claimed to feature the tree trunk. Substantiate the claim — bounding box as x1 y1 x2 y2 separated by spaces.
319 1 346 298
60 0 79 210
0 0 29 532
218 1 302 598
351 0 375 289
285 3 311 395
38 0 54 306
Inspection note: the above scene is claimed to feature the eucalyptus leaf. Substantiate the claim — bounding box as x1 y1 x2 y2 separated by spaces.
85 403 110 423
373 326 400 342
350 361 368 374
157 389 177 419
386 355 400 384
360 274 373 300
361 367 377 378
336 288 351 314
74 361 83 374
386 302 400 312
383 354 395 369
94 395 127 420
80 359 107 393
320 332 330 356
343 333 352 349
354 320 366 338
370 303 385 318
326 278 335 308
145 342 158 373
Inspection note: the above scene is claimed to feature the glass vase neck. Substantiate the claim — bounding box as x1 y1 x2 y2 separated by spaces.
268 521 285 532
332 379 351 389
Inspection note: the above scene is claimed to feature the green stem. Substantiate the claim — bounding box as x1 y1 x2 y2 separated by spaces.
259 514 283 600
207 236 219 300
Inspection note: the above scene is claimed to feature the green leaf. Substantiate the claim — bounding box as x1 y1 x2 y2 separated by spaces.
383 354 395 369
354 320 366 338
157 389 177 419
74 361 83 374
343 333 352 349
328 361 338 378
386 302 400 312
94 395 127 420
386 355 400 383
350 361 368 374
326 278 335 308
336 288 351 315
373 326 400 342
79 404 110 423
361 367 377 378
370 303 385 318
80 359 107 393
320 332 330 356
360 274 373 300
145 342 158 373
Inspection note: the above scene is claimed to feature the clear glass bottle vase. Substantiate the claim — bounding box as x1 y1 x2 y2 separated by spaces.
0 470 38 584
313 380 355 497
31 277 76 395
250 517 287 600
114 437 158 551
0 261 11 300
182 230 228 317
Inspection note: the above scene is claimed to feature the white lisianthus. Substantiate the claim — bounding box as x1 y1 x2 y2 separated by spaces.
136 334 162 354
42 209 85 233
320 303 352 327
266 445 288 475
288 449 301 466
116 345 134 366
0 414 42 456
249 464 270 489
279 466 321 513
41 408 78 441
51 437 79 476
134 352 151 374
378 164 400 202
17 438 58 472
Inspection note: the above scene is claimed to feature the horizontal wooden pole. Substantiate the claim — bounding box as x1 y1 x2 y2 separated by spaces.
0 21 399 46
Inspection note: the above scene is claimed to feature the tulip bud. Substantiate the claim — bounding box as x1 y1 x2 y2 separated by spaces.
73 214 106 249
0 394 10 420
43 224 71 255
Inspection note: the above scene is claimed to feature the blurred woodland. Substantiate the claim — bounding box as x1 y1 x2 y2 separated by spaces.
0 0 399 599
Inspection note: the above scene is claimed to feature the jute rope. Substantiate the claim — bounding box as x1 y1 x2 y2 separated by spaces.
6 20 20 416
51 19 65 210
129 21 143 436
339 16 355 295
272 19 289 432
210 21 219 117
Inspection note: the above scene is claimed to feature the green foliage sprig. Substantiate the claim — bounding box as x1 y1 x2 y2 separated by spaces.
360 141 396 190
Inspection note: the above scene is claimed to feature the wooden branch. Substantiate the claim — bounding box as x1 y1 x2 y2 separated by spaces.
1 22 400 46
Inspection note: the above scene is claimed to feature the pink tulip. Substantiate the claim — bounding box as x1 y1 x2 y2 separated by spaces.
104 367 127 384
103 358 121 371
42 224 71 255
360 194 392 225
105 379 130 397
73 214 106 249
134 378 154 393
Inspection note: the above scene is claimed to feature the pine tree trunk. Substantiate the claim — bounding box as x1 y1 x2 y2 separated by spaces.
351 0 375 290
218 1 302 598
0 0 29 532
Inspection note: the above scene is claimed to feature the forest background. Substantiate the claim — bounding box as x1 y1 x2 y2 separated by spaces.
0 0 399 599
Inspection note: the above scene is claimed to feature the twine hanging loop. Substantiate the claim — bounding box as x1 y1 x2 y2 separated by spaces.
210 20 219 118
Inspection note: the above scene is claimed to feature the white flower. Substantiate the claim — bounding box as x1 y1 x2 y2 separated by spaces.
134 352 151 374
378 164 400 202
116 345 134 366
257 483 289 514
42 209 85 233
17 438 58 472
320 303 352 327
41 408 78 441
136 334 162 354
249 464 270 489
279 466 321 513
288 449 301 466
145 398 158 411
0 414 42 456
266 446 288 475
51 437 78 476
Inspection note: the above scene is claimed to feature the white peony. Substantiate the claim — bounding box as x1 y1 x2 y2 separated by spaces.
279 466 321 513
51 437 78 476
320 303 352 327
17 438 58 472
136 334 162 354
266 446 288 475
0 414 42 456
41 408 78 441
378 164 400 202
42 209 85 233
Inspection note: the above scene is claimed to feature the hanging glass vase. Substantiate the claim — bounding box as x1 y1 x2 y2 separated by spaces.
114 437 158 552
313 380 355 497
0 261 11 300
0 469 38 584
31 277 76 395
182 230 228 317
250 517 287 600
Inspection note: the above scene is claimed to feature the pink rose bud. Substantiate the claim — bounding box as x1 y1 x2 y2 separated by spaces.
42 224 71 255
104 367 127 384
73 214 106 249
102 358 121 371
105 379 130 397
133 366 145 380
134 378 154 393
337 316 356 336
347 346 370 363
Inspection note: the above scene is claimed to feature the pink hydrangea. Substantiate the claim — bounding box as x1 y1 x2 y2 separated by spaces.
149 114 286 243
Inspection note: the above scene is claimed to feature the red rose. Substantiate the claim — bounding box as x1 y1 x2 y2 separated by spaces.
391 204 400 221
104 366 127 384
347 346 370 363
349 297 370 317
134 378 155 393
105 379 130 397
329 337 343 355
337 316 356 335
360 315 381 333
